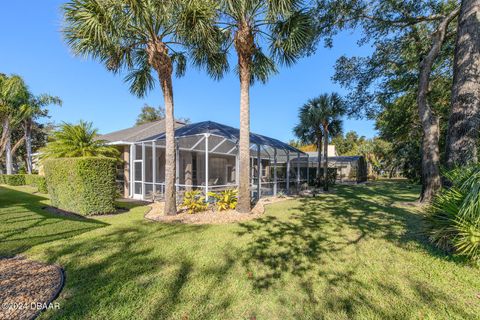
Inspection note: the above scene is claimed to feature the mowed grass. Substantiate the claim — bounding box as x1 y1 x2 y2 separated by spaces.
1 182 479 319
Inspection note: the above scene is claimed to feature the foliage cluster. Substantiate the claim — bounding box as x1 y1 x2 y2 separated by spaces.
0 174 47 193
40 121 120 159
181 190 209 214
425 166 480 264
44 157 117 215
310 168 337 187
208 189 238 211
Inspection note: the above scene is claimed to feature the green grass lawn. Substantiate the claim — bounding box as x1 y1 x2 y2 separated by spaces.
1 182 479 319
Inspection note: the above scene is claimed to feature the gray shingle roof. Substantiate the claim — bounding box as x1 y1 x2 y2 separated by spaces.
98 119 186 144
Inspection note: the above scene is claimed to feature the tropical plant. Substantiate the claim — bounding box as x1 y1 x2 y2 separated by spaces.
425 165 480 265
63 0 227 215
40 121 120 159
0 74 29 174
208 189 237 211
214 0 316 212
181 190 208 214
19 94 62 173
294 93 345 190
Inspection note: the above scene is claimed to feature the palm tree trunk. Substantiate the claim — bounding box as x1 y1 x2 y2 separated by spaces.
316 132 323 182
445 0 480 168
25 120 33 174
147 39 177 215
237 61 251 212
235 26 254 213
323 125 329 191
417 8 459 202
3 118 12 174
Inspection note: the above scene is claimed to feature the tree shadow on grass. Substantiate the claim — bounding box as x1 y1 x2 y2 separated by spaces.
38 221 238 320
0 186 107 257
236 182 472 318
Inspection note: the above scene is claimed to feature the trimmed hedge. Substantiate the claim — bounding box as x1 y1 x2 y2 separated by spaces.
24 175 48 193
0 174 26 186
0 174 47 193
43 157 117 215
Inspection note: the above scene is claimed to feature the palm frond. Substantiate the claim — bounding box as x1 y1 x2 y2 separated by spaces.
40 121 120 159
123 50 155 97
270 10 315 66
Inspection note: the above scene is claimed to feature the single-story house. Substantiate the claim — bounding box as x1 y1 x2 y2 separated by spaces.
100 120 310 201
292 152 368 183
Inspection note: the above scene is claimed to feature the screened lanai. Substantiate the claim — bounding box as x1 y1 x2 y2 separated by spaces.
129 121 309 201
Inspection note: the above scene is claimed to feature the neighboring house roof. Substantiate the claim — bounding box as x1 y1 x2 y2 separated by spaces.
293 154 364 163
98 119 186 144
305 145 337 157
142 120 305 154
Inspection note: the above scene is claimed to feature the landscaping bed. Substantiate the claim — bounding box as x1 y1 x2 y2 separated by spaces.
0 256 63 320
145 196 293 224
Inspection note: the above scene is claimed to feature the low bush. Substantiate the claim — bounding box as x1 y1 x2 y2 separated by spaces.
310 168 337 187
44 157 117 215
424 166 480 265
0 174 48 193
24 175 48 193
208 189 237 211
181 190 208 214
0 174 26 186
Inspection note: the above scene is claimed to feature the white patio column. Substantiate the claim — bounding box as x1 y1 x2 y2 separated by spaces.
306 153 310 186
286 151 290 194
129 144 134 198
273 148 277 196
257 144 261 199
175 138 180 193
152 141 156 195
141 142 145 200
250 156 253 198
235 144 239 187
297 152 301 189
205 133 209 200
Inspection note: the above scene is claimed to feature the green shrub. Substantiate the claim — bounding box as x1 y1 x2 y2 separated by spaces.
310 168 337 187
181 190 208 214
208 189 237 211
44 157 117 215
425 166 480 265
0 174 48 193
0 174 26 186
24 175 48 193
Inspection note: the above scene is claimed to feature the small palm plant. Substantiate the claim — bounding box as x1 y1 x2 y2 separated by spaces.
40 121 120 159
425 166 480 265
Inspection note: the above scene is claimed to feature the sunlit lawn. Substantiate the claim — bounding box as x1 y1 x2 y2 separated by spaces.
1 182 479 319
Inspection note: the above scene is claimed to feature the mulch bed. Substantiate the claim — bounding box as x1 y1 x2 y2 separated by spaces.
0 256 63 320
145 196 294 225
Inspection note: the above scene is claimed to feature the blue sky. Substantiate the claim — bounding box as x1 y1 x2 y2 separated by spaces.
0 1 376 142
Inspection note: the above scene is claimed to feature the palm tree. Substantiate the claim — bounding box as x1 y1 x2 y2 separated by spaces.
40 121 120 159
295 94 344 190
19 94 62 173
63 0 227 215
215 0 315 212
0 74 29 174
